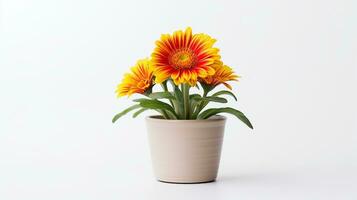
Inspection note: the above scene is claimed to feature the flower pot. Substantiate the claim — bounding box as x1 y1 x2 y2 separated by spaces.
145 115 226 183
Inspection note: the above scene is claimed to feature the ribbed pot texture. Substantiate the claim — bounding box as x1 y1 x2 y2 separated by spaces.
146 115 226 183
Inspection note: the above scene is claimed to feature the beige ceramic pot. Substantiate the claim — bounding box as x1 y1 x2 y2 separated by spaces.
146 115 226 184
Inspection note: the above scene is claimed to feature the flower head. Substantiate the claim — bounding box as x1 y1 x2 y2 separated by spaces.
201 61 239 90
116 59 154 97
151 27 220 86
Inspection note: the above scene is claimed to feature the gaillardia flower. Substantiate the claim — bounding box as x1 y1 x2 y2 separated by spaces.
116 58 154 97
201 61 239 90
151 27 220 86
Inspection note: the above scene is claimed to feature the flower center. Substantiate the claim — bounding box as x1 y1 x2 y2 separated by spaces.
169 48 197 69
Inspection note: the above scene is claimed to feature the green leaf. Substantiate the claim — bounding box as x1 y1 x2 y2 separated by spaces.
112 104 141 123
190 96 227 103
189 94 202 116
138 99 178 119
200 96 228 103
189 94 202 107
189 94 201 101
197 107 253 129
212 90 237 101
133 98 150 103
173 86 183 102
132 108 148 118
190 96 227 119
149 92 175 100
173 86 184 118
166 111 178 119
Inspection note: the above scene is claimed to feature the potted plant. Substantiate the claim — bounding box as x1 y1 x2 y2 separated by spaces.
113 27 253 183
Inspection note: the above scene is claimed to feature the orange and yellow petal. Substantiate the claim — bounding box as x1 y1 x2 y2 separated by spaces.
116 58 154 97
201 61 239 90
151 27 221 86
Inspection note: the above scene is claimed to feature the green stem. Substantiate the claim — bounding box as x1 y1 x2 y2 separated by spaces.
182 84 190 119
161 81 179 119
193 90 208 119
157 109 169 119
161 83 175 108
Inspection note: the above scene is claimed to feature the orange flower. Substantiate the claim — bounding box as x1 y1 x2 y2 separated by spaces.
151 27 220 86
116 59 154 97
201 61 239 90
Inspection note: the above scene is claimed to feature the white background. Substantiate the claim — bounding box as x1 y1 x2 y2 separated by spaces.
1 0 356 199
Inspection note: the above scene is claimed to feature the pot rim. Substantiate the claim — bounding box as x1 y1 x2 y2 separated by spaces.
146 115 226 123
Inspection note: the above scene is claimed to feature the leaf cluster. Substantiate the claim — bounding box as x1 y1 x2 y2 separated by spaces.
113 80 253 129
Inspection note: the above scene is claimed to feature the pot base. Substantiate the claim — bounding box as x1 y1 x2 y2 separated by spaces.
158 179 216 184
